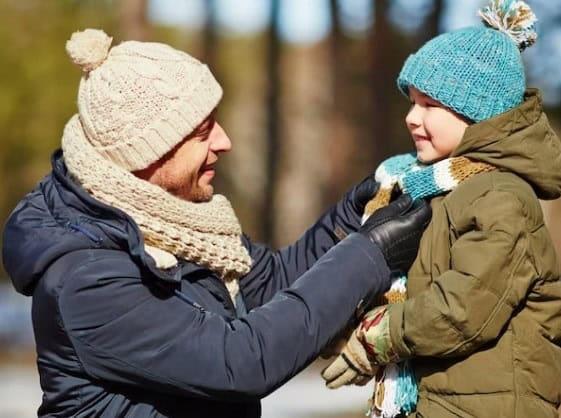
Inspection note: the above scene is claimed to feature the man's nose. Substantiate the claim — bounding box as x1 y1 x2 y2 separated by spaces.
210 122 232 153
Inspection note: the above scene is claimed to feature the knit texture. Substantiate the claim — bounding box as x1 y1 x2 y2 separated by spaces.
363 153 495 222
361 153 495 418
66 29 223 171
62 115 252 301
397 0 537 122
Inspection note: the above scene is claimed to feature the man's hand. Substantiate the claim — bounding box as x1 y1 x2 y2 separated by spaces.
351 173 380 214
359 195 431 273
321 329 377 389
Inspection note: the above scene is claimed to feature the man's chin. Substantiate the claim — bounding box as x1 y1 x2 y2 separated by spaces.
192 195 213 203
189 186 214 203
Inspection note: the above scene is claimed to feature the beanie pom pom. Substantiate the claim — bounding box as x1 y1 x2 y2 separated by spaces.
66 29 113 73
478 0 537 51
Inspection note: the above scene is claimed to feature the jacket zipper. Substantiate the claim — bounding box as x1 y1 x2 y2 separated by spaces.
173 289 206 313
152 281 206 313
66 222 103 245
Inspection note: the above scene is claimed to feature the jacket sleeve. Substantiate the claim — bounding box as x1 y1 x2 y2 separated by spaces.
58 234 390 401
388 190 537 359
240 188 363 310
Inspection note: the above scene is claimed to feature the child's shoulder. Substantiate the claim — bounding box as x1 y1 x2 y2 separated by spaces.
444 170 543 230
447 170 536 203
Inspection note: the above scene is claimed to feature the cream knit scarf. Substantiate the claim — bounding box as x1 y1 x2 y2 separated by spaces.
61 115 252 302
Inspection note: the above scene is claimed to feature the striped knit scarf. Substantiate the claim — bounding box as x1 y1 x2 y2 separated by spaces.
362 153 495 418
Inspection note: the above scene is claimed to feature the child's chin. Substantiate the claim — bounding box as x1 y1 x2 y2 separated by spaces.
416 153 434 164
418 153 447 164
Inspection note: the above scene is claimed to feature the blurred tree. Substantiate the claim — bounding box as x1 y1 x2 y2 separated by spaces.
202 0 218 68
119 0 150 40
422 0 444 42
329 0 342 102
325 0 357 204
369 0 393 162
264 0 282 244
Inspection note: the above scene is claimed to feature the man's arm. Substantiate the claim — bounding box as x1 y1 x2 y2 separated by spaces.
57 234 389 401
240 180 375 310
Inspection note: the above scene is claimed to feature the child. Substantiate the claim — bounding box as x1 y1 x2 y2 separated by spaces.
322 1 561 417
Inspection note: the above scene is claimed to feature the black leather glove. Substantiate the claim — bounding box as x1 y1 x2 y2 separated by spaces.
359 194 431 273
350 173 380 214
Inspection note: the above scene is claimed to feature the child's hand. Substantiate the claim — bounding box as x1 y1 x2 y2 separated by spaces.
321 329 378 389
356 305 399 365
321 305 399 389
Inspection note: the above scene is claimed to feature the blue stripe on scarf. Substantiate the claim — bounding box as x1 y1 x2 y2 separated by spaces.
400 165 439 201
383 153 417 177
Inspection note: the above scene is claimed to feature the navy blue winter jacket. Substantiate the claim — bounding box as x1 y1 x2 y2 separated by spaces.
2 151 391 417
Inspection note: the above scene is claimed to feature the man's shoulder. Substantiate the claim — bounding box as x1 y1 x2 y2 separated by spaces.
41 248 142 295
44 248 158 330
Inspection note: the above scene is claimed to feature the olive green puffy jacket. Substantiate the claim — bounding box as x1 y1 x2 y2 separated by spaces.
390 89 561 418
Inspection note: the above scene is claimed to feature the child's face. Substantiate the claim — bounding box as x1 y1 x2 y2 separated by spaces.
405 87 470 164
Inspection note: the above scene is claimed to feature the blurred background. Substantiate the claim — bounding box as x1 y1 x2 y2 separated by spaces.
1 0 561 416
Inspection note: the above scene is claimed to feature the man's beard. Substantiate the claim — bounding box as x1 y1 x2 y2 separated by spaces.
188 184 214 202
171 180 213 202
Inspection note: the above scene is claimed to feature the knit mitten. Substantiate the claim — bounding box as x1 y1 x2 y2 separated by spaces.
357 305 399 365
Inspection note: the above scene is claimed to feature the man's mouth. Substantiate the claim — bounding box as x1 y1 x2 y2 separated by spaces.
200 163 216 177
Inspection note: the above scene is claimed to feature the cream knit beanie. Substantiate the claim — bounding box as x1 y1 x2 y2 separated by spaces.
65 28 223 171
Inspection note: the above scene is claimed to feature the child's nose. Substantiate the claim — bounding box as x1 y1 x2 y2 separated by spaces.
405 104 422 129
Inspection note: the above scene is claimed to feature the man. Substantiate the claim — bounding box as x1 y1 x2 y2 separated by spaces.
2 29 430 417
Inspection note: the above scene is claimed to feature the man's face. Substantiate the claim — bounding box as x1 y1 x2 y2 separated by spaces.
133 113 232 202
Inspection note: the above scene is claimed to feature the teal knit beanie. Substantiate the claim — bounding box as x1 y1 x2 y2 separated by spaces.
397 0 538 122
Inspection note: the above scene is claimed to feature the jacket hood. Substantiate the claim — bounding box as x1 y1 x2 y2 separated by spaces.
451 89 561 200
2 151 184 296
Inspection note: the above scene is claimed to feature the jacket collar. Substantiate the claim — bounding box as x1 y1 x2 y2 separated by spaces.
50 150 208 283
451 89 561 200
